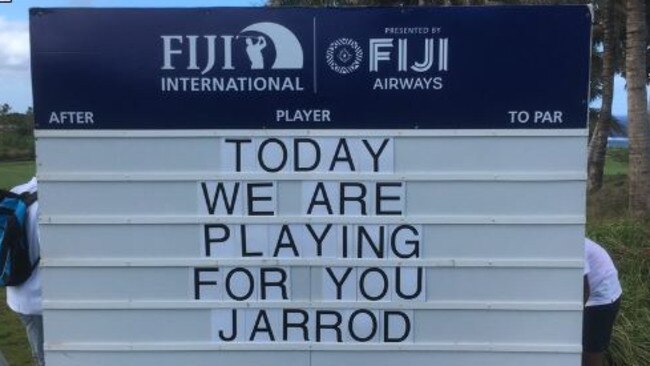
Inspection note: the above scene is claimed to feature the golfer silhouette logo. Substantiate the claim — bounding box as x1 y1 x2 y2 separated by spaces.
238 22 304 70
245 36 267 69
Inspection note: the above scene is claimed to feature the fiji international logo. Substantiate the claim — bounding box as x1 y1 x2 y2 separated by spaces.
326 38 363 74
160 22 305 93
161 22 303 72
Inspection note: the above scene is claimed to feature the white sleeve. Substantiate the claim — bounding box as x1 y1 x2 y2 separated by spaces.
584 255 590 275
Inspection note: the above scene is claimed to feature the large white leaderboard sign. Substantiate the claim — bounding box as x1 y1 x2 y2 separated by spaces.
31 6 591 366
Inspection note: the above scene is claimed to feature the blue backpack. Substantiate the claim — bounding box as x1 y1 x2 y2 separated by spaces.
0 189 38 287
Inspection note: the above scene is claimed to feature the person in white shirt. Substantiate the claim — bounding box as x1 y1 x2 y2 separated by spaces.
6 177 44 366
583 238 622 366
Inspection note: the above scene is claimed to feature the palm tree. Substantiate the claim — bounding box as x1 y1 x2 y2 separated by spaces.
625 0 650 218
588 0 618 193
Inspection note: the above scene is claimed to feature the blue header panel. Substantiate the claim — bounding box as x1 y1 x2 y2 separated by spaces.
30 6 591 130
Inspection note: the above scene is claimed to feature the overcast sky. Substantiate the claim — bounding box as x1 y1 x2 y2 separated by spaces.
0 0 631 115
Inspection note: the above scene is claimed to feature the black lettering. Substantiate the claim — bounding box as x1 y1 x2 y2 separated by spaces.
348 309 378 342
247 182 275 216
294 138 321 172
204 224 230 257
240 225 262 257
325 267 353 300
383 311 411 343
224 139 252 172
225 268 255 301
376 182 403 215
258 138 288 173
273 225 299 257
283 309 310 341
201 182 240 215
395 267 423 300
219 309 238 341
329 138 355 171
306 224 333 256
340 182 367 215
362 138 390 172
260 267 288 300
249 310 275 341
316 310 343 342
359 267 389 301
342 225 349 258
390 225 420 259
307 182 333 215
358 226 385 258
194 267 219 300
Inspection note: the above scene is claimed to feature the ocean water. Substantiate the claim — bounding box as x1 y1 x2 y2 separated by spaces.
607 137 629 148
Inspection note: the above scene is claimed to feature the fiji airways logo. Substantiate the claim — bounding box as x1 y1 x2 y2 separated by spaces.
325 33 449 91
327 37 449 74
160 22 305 93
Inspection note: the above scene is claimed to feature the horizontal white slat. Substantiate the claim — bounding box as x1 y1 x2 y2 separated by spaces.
39 215 586 225
40 223 584 260
43 308 580 344
35 129 589 138
37 180 585 216
43 350 580 366
36 135 586 174
44 341 581 353
41 263 583 302
42 266 581 302
37 171 586 182
42 300 583 311
41 258 583 268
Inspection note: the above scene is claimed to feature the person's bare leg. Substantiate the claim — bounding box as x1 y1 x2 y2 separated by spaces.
583 351 604 366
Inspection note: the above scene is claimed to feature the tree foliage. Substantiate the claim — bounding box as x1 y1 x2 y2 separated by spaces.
0 103 11 116
0 104 35 161
589 0 620 193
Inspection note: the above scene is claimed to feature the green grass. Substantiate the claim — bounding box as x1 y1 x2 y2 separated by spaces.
588 148 630 222
587 220 650 366
0 161 36 190
589 148 650 365
0 292 32 366
605 148 629 177
0 132 34 163
0 161 37 366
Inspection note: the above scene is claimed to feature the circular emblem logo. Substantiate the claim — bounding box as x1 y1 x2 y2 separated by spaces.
326 38 363 74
